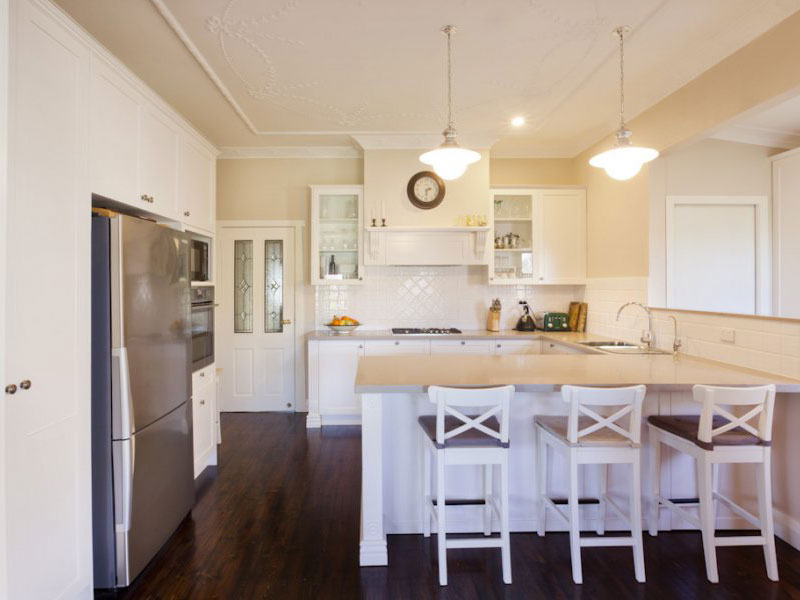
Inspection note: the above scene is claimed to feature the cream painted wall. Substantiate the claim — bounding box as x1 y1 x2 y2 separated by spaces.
574 8 800 279
490 158 577 186
216 158 363 221
364 149 490 226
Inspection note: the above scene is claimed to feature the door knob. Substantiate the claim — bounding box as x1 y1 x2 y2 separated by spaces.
5 384 17 395
19 380 31 390
282 319 292 325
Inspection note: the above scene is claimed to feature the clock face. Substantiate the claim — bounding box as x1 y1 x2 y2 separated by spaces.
413 176 440 203
407 171 445 209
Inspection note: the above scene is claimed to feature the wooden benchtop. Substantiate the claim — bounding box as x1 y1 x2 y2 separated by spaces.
354 353 800 394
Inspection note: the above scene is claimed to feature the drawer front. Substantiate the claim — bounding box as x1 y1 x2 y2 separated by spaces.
430 340 494 354
192 363 215 391
542 341 586 355
364 339 431 356
493 340 541 355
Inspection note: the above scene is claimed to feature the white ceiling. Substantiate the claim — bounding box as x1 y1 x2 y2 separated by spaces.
54 0 800 155
711 93 800 149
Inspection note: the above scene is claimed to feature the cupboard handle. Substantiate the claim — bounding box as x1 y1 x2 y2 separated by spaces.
497 344 501 348
199 372 205 377
282 319 292 325
200 399 205 405
358 345 363 349
184 211 190 217
5 384 17 395
460 341 465 345
19 380 31 390
394 341 399 345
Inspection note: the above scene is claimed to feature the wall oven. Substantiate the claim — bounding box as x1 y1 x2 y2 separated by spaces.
191 286 215 371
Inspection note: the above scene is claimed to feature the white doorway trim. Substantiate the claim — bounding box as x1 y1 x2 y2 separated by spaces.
216 220 306 412
664 195 771 315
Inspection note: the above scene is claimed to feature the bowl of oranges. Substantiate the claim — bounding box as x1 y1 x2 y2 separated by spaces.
325 315 361 335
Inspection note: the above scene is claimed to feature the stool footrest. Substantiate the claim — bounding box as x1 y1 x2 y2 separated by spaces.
714 535 766 547
446 537 503 549
580 536 634 547
551 497 600 505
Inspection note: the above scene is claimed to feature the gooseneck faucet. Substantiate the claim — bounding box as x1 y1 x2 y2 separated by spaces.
669 315 682 354
616 302 655 350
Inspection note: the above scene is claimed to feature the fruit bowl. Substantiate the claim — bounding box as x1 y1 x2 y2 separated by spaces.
325 324 361 335
325 316 361 335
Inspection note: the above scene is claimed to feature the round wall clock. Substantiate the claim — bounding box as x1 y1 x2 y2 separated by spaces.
407 171 445 210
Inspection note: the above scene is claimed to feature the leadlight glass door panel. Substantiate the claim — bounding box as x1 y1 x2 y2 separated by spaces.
311 185 364 285
218 226 296 412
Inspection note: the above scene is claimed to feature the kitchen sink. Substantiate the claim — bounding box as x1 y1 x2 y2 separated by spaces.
579 340 669 354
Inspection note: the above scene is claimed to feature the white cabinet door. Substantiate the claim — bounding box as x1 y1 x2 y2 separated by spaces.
192 376 215 478
538 189 587 284
138 105 178 217
431 339 494 354
311 185 364 284
493 339 541 354
364 339 431 356
89 56 140 205
5 1 93 597
178 136 215 232
318 341 364 415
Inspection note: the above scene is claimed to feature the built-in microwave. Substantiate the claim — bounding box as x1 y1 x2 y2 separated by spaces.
190 239 210 282
191 286 215 371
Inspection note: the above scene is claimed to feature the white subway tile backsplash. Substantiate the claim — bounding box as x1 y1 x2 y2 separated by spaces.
315 266 583 331
583 276 800 379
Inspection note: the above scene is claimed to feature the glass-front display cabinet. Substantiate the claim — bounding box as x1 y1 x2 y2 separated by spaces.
310 185 364 285
490 190 537 284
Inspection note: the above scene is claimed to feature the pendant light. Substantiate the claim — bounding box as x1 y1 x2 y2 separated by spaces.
419 25 480 180
589 26 658 180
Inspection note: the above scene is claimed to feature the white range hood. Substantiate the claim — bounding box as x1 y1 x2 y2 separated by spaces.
364 225 490 266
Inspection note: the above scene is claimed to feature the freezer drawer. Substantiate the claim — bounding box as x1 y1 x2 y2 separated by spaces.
113 401 194 586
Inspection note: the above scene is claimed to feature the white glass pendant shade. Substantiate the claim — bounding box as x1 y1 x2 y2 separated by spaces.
589 145 658 181
419 145 480 180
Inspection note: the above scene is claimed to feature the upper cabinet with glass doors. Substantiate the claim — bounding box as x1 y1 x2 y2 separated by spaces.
490 188 587 285
311 185 365 285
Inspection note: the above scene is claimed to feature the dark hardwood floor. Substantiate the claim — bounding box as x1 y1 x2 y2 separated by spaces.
99 413 800 599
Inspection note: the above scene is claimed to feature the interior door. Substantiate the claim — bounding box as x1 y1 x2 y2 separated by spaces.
218 226 296 411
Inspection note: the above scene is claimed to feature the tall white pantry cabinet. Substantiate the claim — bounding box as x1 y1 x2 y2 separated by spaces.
2 0 217 596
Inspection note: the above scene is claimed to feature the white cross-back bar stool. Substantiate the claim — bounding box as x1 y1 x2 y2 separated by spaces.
647 384 778 583
418 385 514 586
535 384 647 584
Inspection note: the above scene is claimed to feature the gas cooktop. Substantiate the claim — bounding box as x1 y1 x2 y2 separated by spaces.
391 328 462 335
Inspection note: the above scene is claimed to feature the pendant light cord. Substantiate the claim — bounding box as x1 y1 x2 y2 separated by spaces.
617 26 625 130
443 25 455 130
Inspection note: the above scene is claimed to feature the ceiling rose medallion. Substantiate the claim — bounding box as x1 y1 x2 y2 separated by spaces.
589 26 658 181
419 25 480 181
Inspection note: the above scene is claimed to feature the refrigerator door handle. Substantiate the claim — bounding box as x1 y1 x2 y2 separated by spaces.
112 347 133 439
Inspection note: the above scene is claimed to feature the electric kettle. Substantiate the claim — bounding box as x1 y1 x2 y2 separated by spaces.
514 301 537 331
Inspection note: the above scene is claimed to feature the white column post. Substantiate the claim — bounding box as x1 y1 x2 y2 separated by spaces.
359 393 387 566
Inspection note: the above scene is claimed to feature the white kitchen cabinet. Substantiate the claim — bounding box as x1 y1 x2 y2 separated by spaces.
311 185 364 284
4 0 94 596
538 189 587 284
364 339 432 356
318 340 365 416
431 339 494 354
138 104 178 216
178 136 216 232
192 364 218 478
493 339 542 354
490 188 586 285
90 56 140 206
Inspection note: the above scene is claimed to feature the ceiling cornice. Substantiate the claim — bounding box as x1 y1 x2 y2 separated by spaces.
218 146 363 159
710 124 800 150
352 133 497 151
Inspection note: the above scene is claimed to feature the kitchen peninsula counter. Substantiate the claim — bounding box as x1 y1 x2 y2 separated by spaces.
355 349 800 568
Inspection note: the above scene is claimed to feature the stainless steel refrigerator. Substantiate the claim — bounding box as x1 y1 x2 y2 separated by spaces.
91 213 194 588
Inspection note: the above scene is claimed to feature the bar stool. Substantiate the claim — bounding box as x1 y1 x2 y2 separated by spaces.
647 384 778 583
419 385 514 586
535 384 647 584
